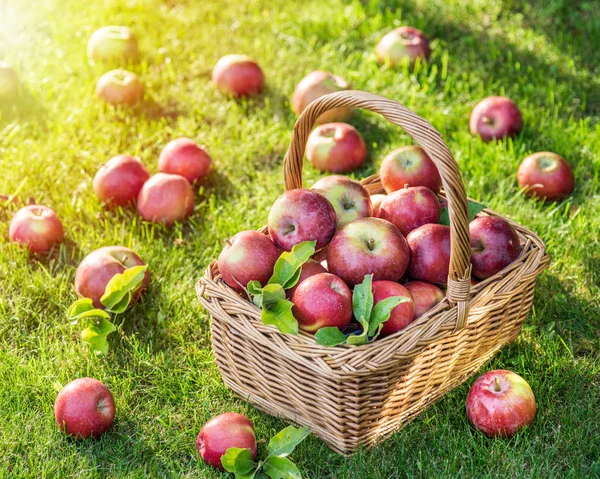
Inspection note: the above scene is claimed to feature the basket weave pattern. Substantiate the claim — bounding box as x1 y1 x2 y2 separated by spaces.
197 91 548 454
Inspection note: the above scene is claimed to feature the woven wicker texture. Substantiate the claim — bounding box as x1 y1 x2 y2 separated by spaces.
197 91 549 454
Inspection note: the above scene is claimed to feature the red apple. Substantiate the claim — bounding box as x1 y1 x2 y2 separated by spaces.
470 216 521 280
327 217 410 286
286 259 327 299
137 173 194 227
517 152 574 201
87 26 139 63
370 194 386 217
0 62 19 100
306 123 366 173
466 370 536 437
404 281 444 318
9 205 64 254
372 281 415 336
406 224 450 285
158 138 212 184
54 378 115 439
75 246 150 308
292 70 352 124
93 155 149 207
379 186 440 236
380 146 442 194
197 412 257 470
311 175 372 229
95 69 144 106
268 188 336 251
212 54 264 98
470 96 523 142
292 273 352 333
218 231 280 292
376 26 431 66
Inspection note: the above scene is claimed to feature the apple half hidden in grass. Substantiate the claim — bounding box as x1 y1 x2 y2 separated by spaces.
470 96 523 142
376 26 431 67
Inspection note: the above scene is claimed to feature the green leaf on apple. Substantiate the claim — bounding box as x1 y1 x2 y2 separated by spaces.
268 241 316 289
315 327 347 346
367 295 410 338
261 299 298 335
262 456 302 479
81 317 116 355
66 298 110 324
439 200 486 226
221 447 256 476
100 264 148 313
267 426 311 458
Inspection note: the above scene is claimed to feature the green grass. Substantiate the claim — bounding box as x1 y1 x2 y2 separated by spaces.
1 0 599 477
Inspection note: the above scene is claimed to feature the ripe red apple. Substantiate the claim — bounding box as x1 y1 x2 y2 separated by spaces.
286 259 327 299
292 273 352 333
87 26 139 63
370 194 386 217
380 146 442 194
93 154 149 207
197 412 257 470
158 138 212 184
137 173 194 227
470 216 521 280
54 378 115 439
268 188 336 251
306 123 366 173
9 205 64 254
379 186 440 236
376 26 431 66
466 370 536 437
406 224 450 285
218 231 280 292
312 175 372 229
327 217 410 286
404 281 444 318
372 281 415 336
75 246 150 308
212 54 264 98
470 96 523 142
0 62 19 100
95 69 144 106
517 152 574 201
292 70 352 124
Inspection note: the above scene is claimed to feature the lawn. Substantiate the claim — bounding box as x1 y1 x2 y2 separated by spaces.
1 0 599 477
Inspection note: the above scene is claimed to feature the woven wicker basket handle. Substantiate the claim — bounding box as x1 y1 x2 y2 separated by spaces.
283 90 472 330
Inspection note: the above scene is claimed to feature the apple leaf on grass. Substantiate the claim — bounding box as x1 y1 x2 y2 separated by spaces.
81 317 116 356
262 456 302 479
100 264 148 313
439 200 486 226
267 426 311 457
222 447 256 477
66 298 110 324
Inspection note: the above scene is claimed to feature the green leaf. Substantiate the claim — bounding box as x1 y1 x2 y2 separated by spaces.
315 327 347 346
346 326 369 346
262 456 302 479
247 280 263 296
269 241 316 289
261 283 286 305
367 296 411 338
81 318 116 355
352 274 374 328
440 200 486 226
221 447 256 476
267 426 311 457
67 298 110 324
100 264 148 312
261 300 298 335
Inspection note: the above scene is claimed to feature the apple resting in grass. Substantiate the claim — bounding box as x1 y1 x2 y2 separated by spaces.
380 146 442 194
218 230 280 292
0 62 19 100
470 97 523 142
75 246 150 308
405 281 444 318
96 69 144 106
292 273 352 333
197 412 257 470
87 26 139 63
158 138 212 184
370 194 386 217
372 281 415 337
406 224 450 285
9 205 64 254
306 123 366 173
470 216 521 280
286 259 327 299
466 370 536 437
292 70 352 124
54 378 115 439
93 155 149 207
517 152 574 201
137 173 194 226
268 189 336 251
379 186 440 236
312 175 372 229
327 217 410 286
376 26 431 66
212 54 264 98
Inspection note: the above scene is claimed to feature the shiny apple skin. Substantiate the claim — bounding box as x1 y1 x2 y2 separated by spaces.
406 224 451 285
9 205 64 254
212 54 264 98
517 152 575 201
292 70 352 124
404 281 444 318
95 69 144 106
93 155 149 207
158 138 212 184
379 186 440 236
470 96 523 142
376 26 431 66
137 173 195 227
306 123 367 173
372 281 415 336
285 259 328 299
380 146 442 194
470 216 521 280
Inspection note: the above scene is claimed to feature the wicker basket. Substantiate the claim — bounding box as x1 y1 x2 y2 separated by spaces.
196 91 549 454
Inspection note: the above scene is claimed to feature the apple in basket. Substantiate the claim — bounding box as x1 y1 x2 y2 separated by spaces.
406 224 451 285
95 69 144 106
470 216 521 280
87 26 139 63
285 259 327 299
9 205 64 254
93 154 149 207
370 194 386 217
470 96 523 142
158 138 212 184
292 70 352 124
137 173 195 226
405 281 444 318
312 175 372 229
380 146 442 194
212 54 265 98
376 26 431 66
372 281 415 336
517 152 575 201
378 186 441 236
305 123 367 173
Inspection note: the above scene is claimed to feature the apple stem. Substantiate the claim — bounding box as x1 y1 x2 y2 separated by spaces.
494 376 501 392
482 116 493 125
225 239 233 247
121 255 129 263
367 238 375 251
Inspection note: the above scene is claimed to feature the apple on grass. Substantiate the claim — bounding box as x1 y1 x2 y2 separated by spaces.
379 186 440 236
517 152 574 201
306 123 367 173
137 173 194 227
285 259 327 299
370 194 386 217
404 281 444 318
380 146 442 194
470 96 523 142
9 205 64 254
327 217 410 286
197 412 257 470
158 138 212 184
0 62 19 100
87 26 138 63
54 378 115 439
96 69 144 106
372 281 415 336
470 216 521 280
406 224 450 285
93 154 149 207
466 370 536 437
212 54 265 98
311 175 372 229
376 26 431 67
292 70 352 124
